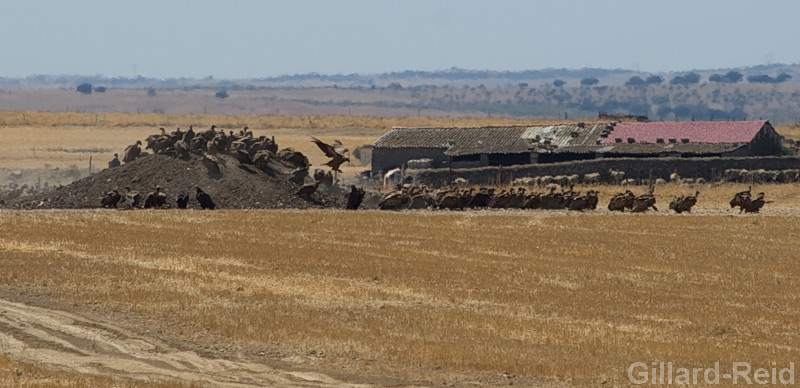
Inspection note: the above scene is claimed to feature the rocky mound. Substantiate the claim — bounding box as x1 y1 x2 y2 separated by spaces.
7 153 342 210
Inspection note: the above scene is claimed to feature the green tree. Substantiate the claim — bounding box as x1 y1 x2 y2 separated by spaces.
709 71 743 83
646 75 663 84
626 76 646 86
669 73 700 86
76 83 92 94
580 77 599 86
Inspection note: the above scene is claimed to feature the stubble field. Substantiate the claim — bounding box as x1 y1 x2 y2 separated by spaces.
1 111 800 387
2 207 800 387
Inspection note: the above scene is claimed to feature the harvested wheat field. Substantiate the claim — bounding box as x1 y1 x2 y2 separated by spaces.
1 111 800 387
1 207 800 387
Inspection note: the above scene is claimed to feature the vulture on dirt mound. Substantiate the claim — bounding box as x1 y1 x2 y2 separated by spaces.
296 181 319 200
108 153 121 168
123 140 142 163
195 187 215 210
311 137 350 173
232 149 253 165
202 154 221 175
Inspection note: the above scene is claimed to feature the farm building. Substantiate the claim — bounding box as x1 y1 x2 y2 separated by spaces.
371 123 609 174
370 120 782 174
598 121 781 156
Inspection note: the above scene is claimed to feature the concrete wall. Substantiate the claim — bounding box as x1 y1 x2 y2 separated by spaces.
371 147 446 175
409 156 800 187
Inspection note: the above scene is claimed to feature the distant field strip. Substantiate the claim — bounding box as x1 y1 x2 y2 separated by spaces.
1 210 799 386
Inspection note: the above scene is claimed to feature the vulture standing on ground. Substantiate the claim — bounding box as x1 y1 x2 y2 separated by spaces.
748 192 766 213
176 192 190 209
123 187 142 208
346 185 366 210
670 191 699 213
195 187 215 210
311 137 350 173
144 186 168 209
101 189 121 208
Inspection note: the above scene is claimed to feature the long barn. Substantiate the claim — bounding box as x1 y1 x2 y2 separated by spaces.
370 120 783 175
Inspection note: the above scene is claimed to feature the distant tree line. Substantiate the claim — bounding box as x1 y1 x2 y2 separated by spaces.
747 73 792 84
709 71 743 83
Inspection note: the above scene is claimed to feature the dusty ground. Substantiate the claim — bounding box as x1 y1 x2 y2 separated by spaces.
1 208 800 387
0 290 377 388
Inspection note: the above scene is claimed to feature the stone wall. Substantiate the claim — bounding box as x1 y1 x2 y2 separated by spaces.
409 156 800 187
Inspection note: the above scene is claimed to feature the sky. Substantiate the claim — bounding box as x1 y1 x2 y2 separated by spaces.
1 0 798 79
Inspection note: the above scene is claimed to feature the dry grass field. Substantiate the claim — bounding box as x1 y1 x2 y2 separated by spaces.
0 110 796 183
0 111 563 182
1 111 800 387
1 202 800 387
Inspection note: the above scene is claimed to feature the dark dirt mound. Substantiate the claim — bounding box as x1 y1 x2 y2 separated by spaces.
7 154 343 210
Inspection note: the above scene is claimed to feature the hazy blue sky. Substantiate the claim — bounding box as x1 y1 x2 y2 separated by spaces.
1 0 797 79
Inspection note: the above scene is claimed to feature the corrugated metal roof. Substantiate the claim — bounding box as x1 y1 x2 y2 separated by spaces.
601 120 768 144
373 126 531 155
373 124 608 156
522 123 609 148
552 143 746 155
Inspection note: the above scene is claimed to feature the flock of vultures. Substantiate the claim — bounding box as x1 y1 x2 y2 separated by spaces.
91 125 768 213
98 124 366 210
376 184 766 213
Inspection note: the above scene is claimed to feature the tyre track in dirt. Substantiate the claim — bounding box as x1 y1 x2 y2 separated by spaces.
0 297 373 387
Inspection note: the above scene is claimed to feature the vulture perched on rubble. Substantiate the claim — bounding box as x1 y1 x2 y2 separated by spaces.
296 181 319 200
123 140 142 163
108 153 121 168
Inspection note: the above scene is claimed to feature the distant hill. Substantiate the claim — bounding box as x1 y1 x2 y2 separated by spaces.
3 64 800 123
3 64 800 90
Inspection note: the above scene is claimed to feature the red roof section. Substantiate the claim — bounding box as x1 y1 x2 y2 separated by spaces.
601 120 768 144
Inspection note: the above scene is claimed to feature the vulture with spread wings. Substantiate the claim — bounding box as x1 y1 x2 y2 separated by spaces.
311 137 350 173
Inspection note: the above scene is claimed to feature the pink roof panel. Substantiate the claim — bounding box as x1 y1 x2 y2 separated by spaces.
601 121 767 144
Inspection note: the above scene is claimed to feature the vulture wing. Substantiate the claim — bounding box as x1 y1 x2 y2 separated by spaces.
311 137 338 158
333 139 349 155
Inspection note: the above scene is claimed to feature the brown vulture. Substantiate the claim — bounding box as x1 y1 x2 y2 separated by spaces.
311 137 350 173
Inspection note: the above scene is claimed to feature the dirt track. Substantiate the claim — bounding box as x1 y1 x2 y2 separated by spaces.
0 295 372 388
